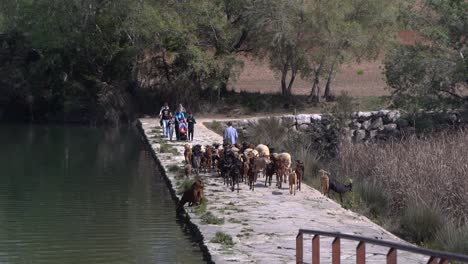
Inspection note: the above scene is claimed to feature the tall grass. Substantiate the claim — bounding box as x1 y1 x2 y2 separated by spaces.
338 130 468 250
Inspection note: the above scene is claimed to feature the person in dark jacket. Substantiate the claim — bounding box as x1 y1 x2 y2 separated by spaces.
159 102 170 138
186 112 196 141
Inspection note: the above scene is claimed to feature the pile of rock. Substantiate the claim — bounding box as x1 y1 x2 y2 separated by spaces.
345 110 408 142
215 109 466 144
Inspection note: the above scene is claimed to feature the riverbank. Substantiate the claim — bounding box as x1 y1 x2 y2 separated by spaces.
138 118 426 263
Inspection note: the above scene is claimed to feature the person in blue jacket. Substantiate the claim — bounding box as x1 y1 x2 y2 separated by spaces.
174 104 186 141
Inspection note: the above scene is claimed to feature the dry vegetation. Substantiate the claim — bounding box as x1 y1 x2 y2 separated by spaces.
238 117 468 254
337 131 468 253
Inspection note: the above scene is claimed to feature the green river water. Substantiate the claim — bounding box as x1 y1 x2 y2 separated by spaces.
0 124 206 264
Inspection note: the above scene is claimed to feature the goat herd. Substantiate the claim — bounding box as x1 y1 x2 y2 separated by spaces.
184 142 303 195
177 142 353 210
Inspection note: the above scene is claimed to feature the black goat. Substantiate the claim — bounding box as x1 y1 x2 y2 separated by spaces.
329 179 352 203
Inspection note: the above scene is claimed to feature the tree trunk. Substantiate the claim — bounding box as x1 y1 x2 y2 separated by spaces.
323 62 336 101
287 71 296 96
308 63 323 103
281 66 288 97
218 70 231 101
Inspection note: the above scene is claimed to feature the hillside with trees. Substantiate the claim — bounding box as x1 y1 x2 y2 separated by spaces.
0 0 466 124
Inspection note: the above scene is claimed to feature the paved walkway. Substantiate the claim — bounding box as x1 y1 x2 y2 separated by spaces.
140 118 426 264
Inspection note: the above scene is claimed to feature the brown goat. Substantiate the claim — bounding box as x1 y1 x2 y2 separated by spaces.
289 169 297 195
184 144 192 165
184 163 192 178
204 145 213 173
319 169 330 196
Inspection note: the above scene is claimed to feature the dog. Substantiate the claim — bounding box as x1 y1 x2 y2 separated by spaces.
177 180 204 211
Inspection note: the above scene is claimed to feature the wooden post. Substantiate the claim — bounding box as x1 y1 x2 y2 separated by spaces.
387 248 397 264
356 241 366 264
296 233 303 264
438 259 448 264
332 237 341 264
312 235 320 264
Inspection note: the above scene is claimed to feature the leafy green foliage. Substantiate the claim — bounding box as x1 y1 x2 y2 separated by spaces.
385 0 468 110
210 232 234 247
201 212 225 225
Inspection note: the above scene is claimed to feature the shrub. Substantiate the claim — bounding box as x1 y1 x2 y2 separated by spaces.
201 212 225 225
177 178 195 194
244 117 287 149
435 222 468 255
205 120 224 136
168 164 182 173
210 232 234 247
193 197 208 216
355 180 389 218
330 91 355 128
160 142 178 155
400 202 444 244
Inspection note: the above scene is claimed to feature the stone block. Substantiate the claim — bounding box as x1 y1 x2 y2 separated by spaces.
296 114 311 125
370 117 383 130
354 129 366 143
362 120 371 130
351 121 362 129
384 123 397 131
298 124 310 132
281 115 296 127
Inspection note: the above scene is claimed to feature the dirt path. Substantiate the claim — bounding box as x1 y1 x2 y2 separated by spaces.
140 118 426 264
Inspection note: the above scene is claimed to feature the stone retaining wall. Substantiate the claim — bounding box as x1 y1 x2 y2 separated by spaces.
218 110 466 143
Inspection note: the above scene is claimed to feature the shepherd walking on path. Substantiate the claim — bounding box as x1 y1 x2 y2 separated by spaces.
223 121 238 145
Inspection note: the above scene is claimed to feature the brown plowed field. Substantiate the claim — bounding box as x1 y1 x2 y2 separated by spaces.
230 55 388 97
229 31 420 97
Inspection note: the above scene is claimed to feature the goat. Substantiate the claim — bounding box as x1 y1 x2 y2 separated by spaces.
184 144 192 165
320 169 353 203
184 163 192 178
204 145 213 173
288 169 297 195
229 159 242 192
265 162 276 186
319 169 330 196
329 179 352 204
192 145 203 176
256 144 270 157
294 160 304 191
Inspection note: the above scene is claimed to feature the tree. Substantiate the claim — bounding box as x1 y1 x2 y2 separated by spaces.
250 0 309 98
303 0 399 102
384 0 468 110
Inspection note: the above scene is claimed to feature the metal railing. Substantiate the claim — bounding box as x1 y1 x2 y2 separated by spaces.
296 229 468 264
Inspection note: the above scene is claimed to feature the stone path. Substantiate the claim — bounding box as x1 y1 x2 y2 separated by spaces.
139 118 427 264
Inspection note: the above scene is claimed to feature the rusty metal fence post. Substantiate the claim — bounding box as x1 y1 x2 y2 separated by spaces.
313 235 320 264
356 241 366 264
332 237 341 264
387 248 397 264
296 229 468 264
296 232 303 264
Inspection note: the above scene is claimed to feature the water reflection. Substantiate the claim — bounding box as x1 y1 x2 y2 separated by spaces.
0 124 205 263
